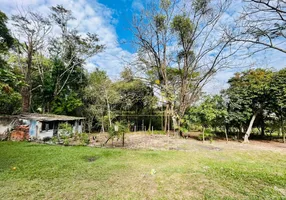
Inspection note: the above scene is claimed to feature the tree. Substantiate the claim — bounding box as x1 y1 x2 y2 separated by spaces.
228 0 286 54
49 5 104 98
226 69 273 142
11 10 51 112
132 0 239 134
0 11 22 114
188 95 228 142
270 68 286 143
84 69 119 132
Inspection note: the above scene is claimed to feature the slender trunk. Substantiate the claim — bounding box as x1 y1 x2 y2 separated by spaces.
22 42 33 112
164 104 169 132
224 126 228 143
261 118 265 138
106 97 111 127
21 87 30 112
202 127 205 143
161 109 164 131
282 118 285 143
244 112 258 143
122 132 125 147
22 79 31 113
101 114 105 133
240 126 244 134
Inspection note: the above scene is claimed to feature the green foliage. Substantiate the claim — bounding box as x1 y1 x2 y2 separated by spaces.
63 138 70 146
160 0 171 10
225 69 273 127
0 11 14 54
0 83 22 114
51 91 83 115
51 136 58 144
79 133 90 145
188 95 227 128
108 121 128 138
192 0 210 14
0 11 23 114
198 132 215 141
59 123 73 138
270 68 286 115
171 15 193 44
154 15 166 31
83 69 119 132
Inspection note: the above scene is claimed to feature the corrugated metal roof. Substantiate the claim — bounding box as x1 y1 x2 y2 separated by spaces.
0 113 85 121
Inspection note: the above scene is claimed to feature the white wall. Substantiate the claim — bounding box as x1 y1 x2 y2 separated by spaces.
38 130 54 140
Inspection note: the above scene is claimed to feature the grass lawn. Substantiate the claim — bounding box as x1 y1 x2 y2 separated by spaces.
0 142 285 199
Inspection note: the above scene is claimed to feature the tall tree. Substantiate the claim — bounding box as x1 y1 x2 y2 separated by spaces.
0 10 22 114
188 95 228 142
84 69 119 132
49 5 105 98
270 68 286 143
132 0 238 134
11 10 51 112
226 68 273 142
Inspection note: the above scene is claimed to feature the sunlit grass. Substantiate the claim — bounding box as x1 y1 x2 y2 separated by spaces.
0 142 285 199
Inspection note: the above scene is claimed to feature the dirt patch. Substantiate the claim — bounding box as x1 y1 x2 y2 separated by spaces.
82 156 99 162
88 132 286 153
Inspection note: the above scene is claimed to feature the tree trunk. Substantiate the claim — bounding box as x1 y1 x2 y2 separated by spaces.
22 42 33 112
244 112 258 143
282 118 285 143
106 98 112 127
101 115 105 133
260 118 265 138
202 127 205 143
122 132 125 147
224 126 228 143
21 87 30 112
240 126 244 134
164 104 169 132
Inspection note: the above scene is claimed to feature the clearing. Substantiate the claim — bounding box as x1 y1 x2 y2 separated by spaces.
0 137 285 199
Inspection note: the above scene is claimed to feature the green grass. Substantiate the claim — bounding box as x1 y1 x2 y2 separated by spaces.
0 142 285 199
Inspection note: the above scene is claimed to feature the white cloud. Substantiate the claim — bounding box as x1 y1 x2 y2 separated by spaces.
132 0 144 11
2 0 134 78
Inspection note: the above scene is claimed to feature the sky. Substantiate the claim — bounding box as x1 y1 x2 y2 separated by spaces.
1 0 285 94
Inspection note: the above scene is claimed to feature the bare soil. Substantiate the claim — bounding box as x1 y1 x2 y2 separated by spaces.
89 132 286 154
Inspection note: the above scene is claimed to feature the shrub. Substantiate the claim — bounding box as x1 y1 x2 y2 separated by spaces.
79 133 90 145
52 136 58 144
59 123 73 138
198 132 216 142
63 138 69 146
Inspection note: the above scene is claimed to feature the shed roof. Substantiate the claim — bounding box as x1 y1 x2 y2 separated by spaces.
0 113 85 121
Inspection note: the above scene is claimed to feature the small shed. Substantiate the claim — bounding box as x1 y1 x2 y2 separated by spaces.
0 113 85 140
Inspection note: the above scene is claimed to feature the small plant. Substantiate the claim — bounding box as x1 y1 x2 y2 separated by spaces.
63 138 70 146
106 121 128 147
52 136 58 144
198 131 216 142
79 133 90 145
59 123 73 138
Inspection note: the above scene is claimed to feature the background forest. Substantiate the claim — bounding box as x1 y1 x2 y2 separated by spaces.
1 0 286 143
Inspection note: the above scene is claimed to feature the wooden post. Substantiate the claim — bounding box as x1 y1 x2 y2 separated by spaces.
152 126 153 135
